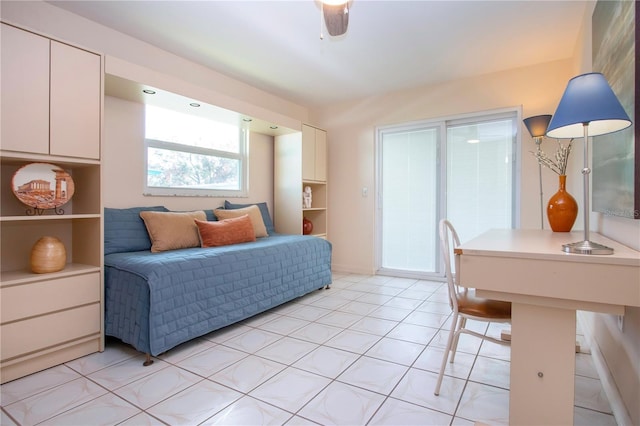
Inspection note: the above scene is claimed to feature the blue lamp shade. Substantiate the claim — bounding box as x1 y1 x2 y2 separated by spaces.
546 72 631 139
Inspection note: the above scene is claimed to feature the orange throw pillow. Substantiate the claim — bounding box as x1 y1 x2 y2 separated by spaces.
195 215 256 247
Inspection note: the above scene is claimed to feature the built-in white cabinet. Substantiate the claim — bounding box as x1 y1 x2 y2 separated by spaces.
302 124 327 182
1 23 101 159
275 124 328 238
0 23 104 384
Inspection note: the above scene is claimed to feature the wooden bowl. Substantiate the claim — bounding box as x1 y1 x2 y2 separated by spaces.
30 236 66 273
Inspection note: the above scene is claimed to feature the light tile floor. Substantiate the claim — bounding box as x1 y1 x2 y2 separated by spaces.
1 273 618 425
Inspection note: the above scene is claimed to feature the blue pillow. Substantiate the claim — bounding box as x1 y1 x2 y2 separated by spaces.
104 206 168 255
224 200 275 235
204 209 217 222
174 209 217 222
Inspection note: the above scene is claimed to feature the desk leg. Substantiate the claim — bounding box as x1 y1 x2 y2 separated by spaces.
510 303 576 425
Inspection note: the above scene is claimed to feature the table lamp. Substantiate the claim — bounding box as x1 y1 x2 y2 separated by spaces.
523 114 553 229
546 72 632 254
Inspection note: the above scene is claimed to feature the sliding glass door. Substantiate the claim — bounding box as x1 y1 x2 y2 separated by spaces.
377 110 518 279
379 125 441 274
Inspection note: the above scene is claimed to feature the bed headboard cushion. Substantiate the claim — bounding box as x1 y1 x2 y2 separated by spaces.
140 210 207 252
195 215 256 247
224 200 274 235
215 205 268 237
104 206 168 255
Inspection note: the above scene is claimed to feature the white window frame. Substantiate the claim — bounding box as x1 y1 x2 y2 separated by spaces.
143 119 249 198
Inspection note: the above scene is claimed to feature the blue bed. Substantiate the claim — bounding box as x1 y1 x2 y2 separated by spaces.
103 206 332 357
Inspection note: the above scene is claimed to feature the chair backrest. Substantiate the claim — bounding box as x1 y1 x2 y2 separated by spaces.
439 219 462 312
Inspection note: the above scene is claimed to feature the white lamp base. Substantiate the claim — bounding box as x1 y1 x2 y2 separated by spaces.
562 240 614 255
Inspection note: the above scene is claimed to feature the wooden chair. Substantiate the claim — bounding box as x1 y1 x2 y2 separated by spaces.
434 219 512 396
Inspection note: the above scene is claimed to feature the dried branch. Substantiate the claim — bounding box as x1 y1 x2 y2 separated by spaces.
530 139 573 175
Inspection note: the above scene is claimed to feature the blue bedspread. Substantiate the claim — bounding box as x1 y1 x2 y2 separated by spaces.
104 234 332 356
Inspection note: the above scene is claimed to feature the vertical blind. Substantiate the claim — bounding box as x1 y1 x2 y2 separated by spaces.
381 127 439 273
446 116 516 244
378 110 517 277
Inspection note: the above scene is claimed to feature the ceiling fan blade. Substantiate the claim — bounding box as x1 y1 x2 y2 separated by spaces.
323 3 349 36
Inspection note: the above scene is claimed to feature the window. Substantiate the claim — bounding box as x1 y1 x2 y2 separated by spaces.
445 113 517 244
144 105 248 197
376 109 518 279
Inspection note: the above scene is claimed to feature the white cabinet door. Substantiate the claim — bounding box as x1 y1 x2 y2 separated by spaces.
314 128 327 182
50 41 101 159
0 24 49 154
301 124 327 182
302 124 316 181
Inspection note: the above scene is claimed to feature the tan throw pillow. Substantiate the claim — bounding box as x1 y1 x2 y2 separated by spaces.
139 210 206 252
214 205 268 237
195 216 256 247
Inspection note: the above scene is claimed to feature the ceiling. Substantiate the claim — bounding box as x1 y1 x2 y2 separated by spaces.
48 0 590 108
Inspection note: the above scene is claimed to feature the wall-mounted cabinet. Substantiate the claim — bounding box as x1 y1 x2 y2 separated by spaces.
0 22 103 384
302 124 327 182
1 23 101 159
275 124 328 239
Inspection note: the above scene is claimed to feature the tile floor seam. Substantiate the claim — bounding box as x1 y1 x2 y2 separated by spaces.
279 369 335 423
192 392 244 426
0 274 620 426
450 377 473 422
1 407 19 426
27 382 106 426
363 394 391 426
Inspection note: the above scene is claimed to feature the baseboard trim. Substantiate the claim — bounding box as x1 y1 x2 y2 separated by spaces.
577 311 632 426
330 264 376 275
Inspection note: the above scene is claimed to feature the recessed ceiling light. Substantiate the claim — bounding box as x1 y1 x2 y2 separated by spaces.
189 103 201 107
467 139 480 144
270 126 278 130
243 118 253 122
142 89 156 94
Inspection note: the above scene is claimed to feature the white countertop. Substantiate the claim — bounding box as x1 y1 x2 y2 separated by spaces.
458 229 640 267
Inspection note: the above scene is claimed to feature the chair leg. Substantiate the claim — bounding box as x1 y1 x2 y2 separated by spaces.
434 312 459 396
449 316 465 364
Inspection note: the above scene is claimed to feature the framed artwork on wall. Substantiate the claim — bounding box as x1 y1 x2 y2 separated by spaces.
592 0 639 219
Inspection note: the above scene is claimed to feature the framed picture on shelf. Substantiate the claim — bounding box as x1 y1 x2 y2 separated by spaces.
11 162 75 212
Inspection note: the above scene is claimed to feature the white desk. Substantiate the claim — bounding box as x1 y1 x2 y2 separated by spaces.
457 229 640 425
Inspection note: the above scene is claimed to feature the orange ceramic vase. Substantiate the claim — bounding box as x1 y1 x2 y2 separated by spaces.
547 175 578 232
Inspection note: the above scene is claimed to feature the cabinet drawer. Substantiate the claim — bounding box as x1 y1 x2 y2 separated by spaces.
1 273 100 324
1 303 100 361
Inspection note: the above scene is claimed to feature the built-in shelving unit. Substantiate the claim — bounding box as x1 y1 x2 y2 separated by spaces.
0 22 104 383
275 124 328 239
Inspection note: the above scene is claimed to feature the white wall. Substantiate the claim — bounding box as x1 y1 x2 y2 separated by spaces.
104 96 274 211
1 0 296 218
570 1 640 251
312 59 576 273
312 2 639 420
571 3 640 424
0 1 308 128
3 1 637 420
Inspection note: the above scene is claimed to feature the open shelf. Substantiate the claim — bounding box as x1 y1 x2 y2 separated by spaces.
274 126 328 238
1 159 101 217
1 218 101 273
302 181 326 210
